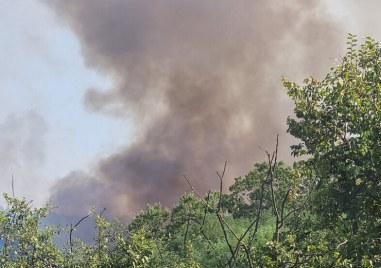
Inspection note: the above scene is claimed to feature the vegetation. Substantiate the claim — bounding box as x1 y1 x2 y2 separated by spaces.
1 34 381 267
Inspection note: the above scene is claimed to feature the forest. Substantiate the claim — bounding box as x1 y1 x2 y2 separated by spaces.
1 35 381 267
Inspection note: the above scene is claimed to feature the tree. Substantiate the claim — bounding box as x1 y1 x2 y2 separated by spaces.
226 161 303 219
284 34 381 265
0 194 62 267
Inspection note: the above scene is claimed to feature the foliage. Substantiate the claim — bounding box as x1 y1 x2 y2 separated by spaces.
284 34 381 265
0 194 61 267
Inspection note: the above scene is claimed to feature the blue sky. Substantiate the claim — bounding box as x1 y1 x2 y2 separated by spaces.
0 0 133 205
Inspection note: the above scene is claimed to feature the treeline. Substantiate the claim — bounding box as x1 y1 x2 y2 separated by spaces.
1 34 381 267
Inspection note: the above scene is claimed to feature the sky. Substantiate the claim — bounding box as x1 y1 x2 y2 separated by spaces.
0 0 133 205
1 0 381 219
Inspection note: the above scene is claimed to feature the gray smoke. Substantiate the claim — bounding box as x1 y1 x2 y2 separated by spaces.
45 0 346 217
0 111 48 201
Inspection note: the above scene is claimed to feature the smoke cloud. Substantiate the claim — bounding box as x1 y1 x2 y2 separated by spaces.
0 111 48 203
45 0 346 217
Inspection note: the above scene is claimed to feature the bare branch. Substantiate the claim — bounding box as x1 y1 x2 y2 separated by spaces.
217 213 236 263
200 191 214 249
69 212 93 253
183 175 205 201
216 161 228 179
184 166 253 268
11 174 15 198
217 161 227 213
184 217 191 248
99 207 107 217
279 189 291 228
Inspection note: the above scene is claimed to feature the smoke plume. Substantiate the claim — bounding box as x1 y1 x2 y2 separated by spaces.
46 0 345 217
0 111 48 203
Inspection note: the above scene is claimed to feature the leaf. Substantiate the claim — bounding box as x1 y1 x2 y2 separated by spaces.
338 77 344 88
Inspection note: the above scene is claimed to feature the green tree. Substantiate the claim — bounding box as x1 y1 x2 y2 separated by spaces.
226 161 305 219
284 34 381 265
0 194 62 267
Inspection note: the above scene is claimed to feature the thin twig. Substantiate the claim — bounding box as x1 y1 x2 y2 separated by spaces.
200 191 214 248
12 174 15 198
279 189 291 229
184 169 253 267
216 161 227 213
184 217 191 248
69 213 93 253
